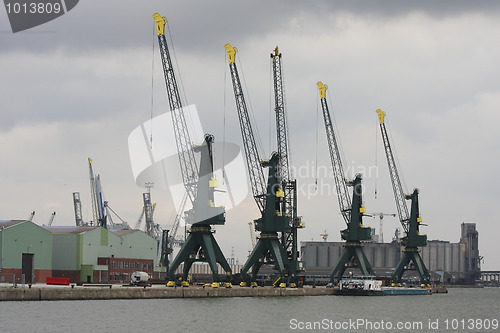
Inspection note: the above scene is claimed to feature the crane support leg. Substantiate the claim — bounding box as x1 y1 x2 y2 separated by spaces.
330 243 375 282
167 226 232 285
240 234 292 287
168 232 197 282
391 248 430 285
240 238 267 283
200 232 232 284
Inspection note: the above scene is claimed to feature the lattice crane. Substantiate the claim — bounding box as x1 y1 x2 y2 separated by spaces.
248 222 256 249
376 109 430 285
88 158 107 228
270 47 304 276
317 82 374 281
225 44 295 287
224 45 267 213
153 13 231 288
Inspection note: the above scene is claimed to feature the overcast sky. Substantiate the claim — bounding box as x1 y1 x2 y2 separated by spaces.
1 1 499 270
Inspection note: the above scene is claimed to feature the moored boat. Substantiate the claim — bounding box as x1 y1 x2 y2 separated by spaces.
334 277 385 296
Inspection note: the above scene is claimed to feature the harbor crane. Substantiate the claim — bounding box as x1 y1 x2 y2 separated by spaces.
225 44 296 287
73 192 84 226
368 212 396 243
88 158 107 228
270 46 304 279
317 82 374 281
153 13 231 288
160 192 188 268
47 212 56 226
376 109 431 285
248 221 256 249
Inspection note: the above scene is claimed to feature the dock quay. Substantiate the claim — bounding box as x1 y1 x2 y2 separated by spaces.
0 285 334 301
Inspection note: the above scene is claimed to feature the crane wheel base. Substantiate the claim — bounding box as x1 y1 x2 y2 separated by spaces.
211 282 219 288
279 283 287 288
224 282 232 288
181 281 190 287
166 281 176 287
240 282 247 287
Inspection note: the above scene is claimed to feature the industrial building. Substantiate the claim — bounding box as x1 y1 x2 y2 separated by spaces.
0 220 53 284
0 220 162 284
301 223 480 284
47 226 160 283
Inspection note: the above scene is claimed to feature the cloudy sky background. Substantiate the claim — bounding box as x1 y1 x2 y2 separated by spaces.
1 1 499 270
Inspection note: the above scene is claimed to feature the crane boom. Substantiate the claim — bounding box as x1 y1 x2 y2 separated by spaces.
317 82 351 225
153 13 198 204
224 44 266 213
72 192 84 226
248 221 256 248
169 191 188 242
271 47 291 192
47 212 56 226
88 158 106 228
376 110 409 233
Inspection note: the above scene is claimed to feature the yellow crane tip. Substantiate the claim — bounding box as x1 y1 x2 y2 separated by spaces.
376 109 385 124
317 82 327 99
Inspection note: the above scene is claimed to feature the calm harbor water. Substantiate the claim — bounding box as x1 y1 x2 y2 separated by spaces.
0 288 498 332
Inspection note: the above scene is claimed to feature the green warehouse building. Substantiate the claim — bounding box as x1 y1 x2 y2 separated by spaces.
46 226 159 283
0 220 53 284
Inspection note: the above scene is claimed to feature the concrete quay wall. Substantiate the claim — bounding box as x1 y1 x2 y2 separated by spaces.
0 286 334 301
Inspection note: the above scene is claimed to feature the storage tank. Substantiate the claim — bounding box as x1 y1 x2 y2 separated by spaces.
131 271 149 283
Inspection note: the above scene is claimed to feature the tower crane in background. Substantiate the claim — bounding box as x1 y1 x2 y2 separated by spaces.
317 82 374 281
88 158 107 228
47 212 56 226
159 192 188 267
270 46 305 277
73 192 84 226
142 192 160 239
153 13 231 288
248 221 256 249
225 43 297 288
369 212 396 243
376 109 430 285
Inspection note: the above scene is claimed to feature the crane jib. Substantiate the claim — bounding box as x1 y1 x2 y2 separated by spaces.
377 116 410 233
319 96 351 225
156 31 198 203
227 58 267 213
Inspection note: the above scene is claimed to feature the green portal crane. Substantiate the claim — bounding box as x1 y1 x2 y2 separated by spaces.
270 46 304 282
317 82 374 281
376 109 430 285
153 13 231 288
225 43 296 287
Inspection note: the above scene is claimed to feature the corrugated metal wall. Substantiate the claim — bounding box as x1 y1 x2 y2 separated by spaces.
301 238 475 281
